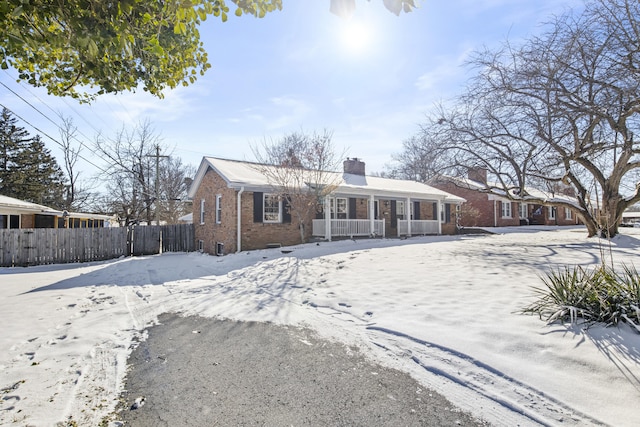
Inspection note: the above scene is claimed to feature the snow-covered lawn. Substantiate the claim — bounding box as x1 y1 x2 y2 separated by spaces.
1 226 639 426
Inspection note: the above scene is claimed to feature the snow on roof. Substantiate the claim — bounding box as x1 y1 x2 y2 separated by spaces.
189 157 465 203
434 175 580 206
178 213 193 222
0 194 61 215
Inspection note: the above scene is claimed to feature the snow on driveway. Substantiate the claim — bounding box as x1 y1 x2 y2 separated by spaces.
1 226 639 426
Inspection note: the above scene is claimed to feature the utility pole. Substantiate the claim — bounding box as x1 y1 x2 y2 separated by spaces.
147 145 169 225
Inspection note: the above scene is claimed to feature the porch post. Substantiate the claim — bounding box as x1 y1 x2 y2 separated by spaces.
369 194 375 236
437 199 442 234
324 196 331 241
406 197 412 236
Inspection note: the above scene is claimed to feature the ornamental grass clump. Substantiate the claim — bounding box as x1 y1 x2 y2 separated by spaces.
523 264 640 332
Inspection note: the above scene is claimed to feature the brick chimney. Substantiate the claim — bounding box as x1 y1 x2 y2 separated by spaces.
343 158 366 176
468 167 487 185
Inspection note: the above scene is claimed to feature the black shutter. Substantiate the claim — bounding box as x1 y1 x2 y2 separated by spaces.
391 200 397 228
349 198 357 219
253 192 263 223
283 196 291 223
432 203 438 221
413 201 421 220
445 204 451 223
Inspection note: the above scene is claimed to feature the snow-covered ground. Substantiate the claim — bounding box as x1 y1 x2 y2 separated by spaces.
1 226 639 426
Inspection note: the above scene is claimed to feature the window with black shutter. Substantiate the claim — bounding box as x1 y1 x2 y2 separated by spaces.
391 200 397 228
253 192 263 223
413 201 421 220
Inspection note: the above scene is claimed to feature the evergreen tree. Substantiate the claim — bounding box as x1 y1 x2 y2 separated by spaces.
0 107 31 195
0 108 67 208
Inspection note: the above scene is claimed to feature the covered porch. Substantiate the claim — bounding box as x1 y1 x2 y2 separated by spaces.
311 193 449 240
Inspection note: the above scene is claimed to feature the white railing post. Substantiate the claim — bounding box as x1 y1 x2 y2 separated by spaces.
437 199 442 235
324 197 331 241
406 197 412 236
369 194 375 236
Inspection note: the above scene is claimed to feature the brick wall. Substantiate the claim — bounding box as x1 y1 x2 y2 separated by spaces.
432 181 523 227
193 168 310 254
239 191 307 251
193 169 239 254
21 214 34 228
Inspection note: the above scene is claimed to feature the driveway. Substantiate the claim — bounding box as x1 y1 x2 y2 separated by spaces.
115 313 488 426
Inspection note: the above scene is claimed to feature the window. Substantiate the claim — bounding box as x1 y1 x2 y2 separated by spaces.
519 203 528 219
501 201 512 218
200 199 205 224
216 195 222 224
263 194 281 222
331 198 348 219
396 201 405 220
565 207 572 220
548 206 556 220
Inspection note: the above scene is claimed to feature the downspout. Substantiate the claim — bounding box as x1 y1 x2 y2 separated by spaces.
494 200 497 227
237 187 244 253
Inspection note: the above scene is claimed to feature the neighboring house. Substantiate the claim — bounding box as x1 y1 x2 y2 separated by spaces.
188 157 466 255
430 168 581 228
178 213 193 224
621 211 640 226
0 194 114 229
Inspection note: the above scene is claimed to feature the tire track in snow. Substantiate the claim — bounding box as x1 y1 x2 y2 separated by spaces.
365 326 608 427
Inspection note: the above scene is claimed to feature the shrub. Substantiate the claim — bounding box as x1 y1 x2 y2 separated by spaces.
523 264 640 333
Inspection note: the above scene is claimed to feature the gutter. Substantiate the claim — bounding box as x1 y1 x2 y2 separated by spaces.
237 187 244 253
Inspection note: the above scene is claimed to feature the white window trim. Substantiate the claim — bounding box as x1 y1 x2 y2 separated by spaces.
396 200 405 220
200 199 205 225
215 194 222 224
565 207 572 220
263 193 282 223
331 197 348 219
519 203 528 219
501 201 512 218
548 206 556 220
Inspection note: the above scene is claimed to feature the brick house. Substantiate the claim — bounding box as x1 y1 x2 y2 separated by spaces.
0 194 114 229
188 157 466 255
430 168 581 228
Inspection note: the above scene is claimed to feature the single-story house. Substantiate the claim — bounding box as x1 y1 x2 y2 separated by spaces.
188 157 466 255
430 168 581 228
0 194 115 229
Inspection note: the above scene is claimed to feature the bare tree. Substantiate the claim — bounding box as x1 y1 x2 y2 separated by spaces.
58 116 98 211
157 156 195 224
402 0 640 237
94 120 162 225
251 129 344 243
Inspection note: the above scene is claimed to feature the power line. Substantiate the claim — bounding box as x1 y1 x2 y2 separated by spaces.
0 103 109 174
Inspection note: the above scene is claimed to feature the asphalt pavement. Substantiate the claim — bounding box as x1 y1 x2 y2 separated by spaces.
115 313 489 426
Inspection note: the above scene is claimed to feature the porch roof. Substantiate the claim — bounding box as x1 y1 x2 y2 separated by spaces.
189 157 466 203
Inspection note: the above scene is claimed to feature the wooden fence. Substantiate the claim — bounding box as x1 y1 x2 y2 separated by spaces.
0 224 195 267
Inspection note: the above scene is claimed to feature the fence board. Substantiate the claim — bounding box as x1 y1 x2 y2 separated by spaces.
0 225 194 267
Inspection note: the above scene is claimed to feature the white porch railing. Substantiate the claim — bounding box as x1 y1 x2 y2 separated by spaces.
312 219 385 238
398 219 439 236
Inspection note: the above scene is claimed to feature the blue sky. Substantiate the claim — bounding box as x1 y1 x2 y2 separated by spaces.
0 0 584 177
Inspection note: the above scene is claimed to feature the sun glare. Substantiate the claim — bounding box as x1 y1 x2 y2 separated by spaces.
341 21 372 54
